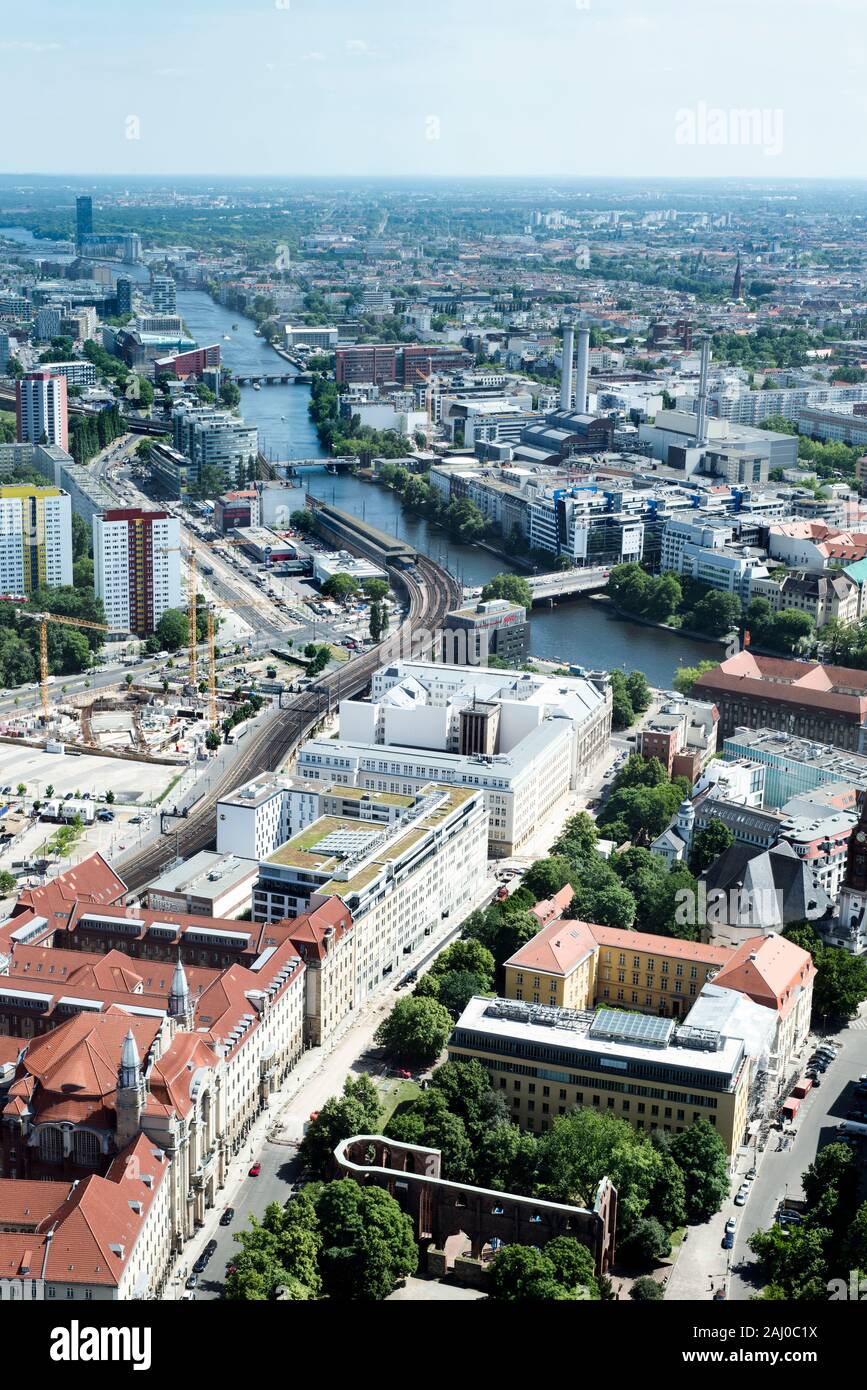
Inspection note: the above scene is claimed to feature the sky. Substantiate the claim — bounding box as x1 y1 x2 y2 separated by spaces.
3 0 866 179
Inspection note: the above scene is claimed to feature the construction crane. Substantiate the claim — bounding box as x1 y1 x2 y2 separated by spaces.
15 608 124 721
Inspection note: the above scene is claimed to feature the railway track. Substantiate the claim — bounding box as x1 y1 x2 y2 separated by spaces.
115 555 461 893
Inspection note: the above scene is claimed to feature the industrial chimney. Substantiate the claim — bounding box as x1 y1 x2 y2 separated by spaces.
575 327 590 414
695 337 711 446
560 322 575 410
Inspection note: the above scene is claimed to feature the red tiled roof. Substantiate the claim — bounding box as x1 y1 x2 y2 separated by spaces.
0 1180 72 1230
713 932 815 1019
12 854 127 920
530 884 575 927
20 1007 159 1100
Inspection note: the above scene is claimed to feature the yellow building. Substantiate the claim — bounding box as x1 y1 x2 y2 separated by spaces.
504 892 732 1020
0 484 72 595
449 996 752 1159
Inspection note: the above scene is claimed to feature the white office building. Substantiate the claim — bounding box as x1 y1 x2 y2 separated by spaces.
297 659 612 856
254 784 489 999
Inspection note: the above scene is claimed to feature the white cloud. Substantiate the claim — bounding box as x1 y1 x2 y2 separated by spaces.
345 38 370 55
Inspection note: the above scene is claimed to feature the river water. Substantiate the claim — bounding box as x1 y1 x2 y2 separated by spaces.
176 289 712 687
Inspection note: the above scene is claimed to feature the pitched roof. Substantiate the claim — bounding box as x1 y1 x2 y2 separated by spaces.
505 914 597 975
529 884 575 927
713 932 815 1018
19 1007 159 1101
12 853 127 919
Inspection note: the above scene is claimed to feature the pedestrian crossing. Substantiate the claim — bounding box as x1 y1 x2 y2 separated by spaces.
847 1015 867 1032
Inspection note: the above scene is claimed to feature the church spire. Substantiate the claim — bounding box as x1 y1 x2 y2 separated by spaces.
118 1028 140 1090
169 956 191 1022
732 254 743 300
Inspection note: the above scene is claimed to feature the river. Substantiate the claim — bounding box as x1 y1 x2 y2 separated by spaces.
176 288 714 688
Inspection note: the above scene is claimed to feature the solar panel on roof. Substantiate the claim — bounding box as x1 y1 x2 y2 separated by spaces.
589 1009 675 1048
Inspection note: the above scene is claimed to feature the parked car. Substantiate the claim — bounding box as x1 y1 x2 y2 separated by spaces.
185 1274 198 1290
248 1162 261 1177
219 1207 235 1226
192 1253 208 1274
205 1239 217 1256
745 1166 758 1181
393 1068 412 1080
734 1185 749 1206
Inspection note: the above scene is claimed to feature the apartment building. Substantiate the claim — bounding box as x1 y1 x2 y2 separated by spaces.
93 507 181 635
171 401 258 487
16 370 68 450
0 484 72 596
750 569 859 629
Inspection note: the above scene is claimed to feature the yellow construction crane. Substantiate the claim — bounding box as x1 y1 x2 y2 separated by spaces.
16 609 124 721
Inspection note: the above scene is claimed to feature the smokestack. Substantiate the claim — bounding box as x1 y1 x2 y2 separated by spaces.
695 337 711 446
575 328 590 414
560 322 574 411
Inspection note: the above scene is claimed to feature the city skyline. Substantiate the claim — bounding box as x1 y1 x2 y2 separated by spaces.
2 0 866 178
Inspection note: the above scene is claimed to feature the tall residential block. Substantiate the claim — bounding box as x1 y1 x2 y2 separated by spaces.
16 370 68 451
93 508 181 635
0 485 73 596
75 195 93 245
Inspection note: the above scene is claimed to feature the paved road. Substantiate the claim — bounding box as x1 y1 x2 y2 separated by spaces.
666 1012 867 1300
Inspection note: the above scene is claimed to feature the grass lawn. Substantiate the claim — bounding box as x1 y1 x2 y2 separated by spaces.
378 1078 421 1128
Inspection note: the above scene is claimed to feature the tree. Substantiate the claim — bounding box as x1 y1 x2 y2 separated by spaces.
771 607 815 653
374 995 453 1066
429 938 495 989
105 790 115 804
630 1276 664 1300
535 1109 664 1237
618 1216 671 1267
290 509 315 533
315 1180 417 1301
481 572 532 610
668 1120 730 1222
687 590 742 638
321 573 358 602
475 1123 539 1195
369 601 388 642
155 608 189 653
748 1223 833 1301
298 1074 382 1176
625 670 652 714
688 821 734 874
550 813 598 861
673 660 718 696
224 1196 322 1302
71 511 91 561
785 924 867 1021
427 1058 510 1146
489 1242 598 1300
387 1088 476 1181
0 870 16 895
205 729 221 751
361 578 389 601
431 969 488 1019
522 855 574 900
